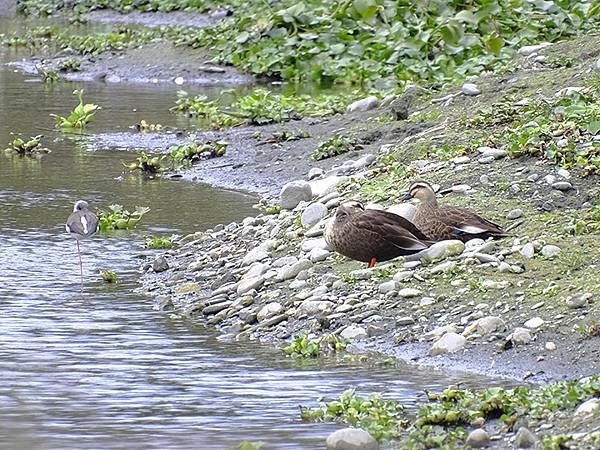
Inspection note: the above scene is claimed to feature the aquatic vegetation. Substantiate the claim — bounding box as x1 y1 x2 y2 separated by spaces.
99 269 118 283
300 388 406 442
123 151 164 174
1 24 166 56
11 1 600 88
301 376 600 445
183 0 599 87
135 119 164 132
282 332 349 358
173 88 359 129
50 89 99 130
5 134 50 156
167 140 227 168
97 204 151 231
228 441 264 450
171 92 239 129
311 134 362 161
39 68 59 83
57 57 81 72
144 234 178 250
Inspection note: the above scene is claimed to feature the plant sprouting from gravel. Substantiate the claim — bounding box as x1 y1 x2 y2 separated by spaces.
99 269 118 283
311 134 363 161
301 376 600 446
144 234 179 250
282 332 349 358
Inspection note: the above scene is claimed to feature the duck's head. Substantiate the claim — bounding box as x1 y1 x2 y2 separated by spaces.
73 200 90 212
333 201 364 225
401 181 436 203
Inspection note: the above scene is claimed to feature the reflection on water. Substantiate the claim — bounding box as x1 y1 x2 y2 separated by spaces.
0 34 510 450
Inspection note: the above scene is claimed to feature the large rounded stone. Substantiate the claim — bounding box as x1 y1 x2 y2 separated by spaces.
301 202 328 228
326 428 378 450
514 427 537 448
429 332 466 356
280 180 312 209
421 240 465 262
465 428 490 447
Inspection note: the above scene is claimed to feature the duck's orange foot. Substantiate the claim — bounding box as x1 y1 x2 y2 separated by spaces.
367 257 377 269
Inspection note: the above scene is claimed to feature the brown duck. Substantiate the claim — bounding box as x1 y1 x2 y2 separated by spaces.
402 181 509 242
324 202 434 268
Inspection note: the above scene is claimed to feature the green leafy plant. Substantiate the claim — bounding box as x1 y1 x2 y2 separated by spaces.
227 441 264 450
300 388 406 442
282 332 350 358
167 140 227 168
50 89 99 129
5 134 50 156
123 151 164 174
312 134 362 161
144 234 178 249
135 119 164 132
97 204 151 231
39 68 59 83
57 57 81 72
99 269 118 283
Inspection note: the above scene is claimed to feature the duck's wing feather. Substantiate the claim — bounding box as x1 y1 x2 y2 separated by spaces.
443 207 508 236
352 210 432 251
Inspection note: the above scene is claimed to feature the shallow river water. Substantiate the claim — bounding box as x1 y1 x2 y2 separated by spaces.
1 34 508 449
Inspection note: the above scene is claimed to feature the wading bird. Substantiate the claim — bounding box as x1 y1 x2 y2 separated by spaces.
402 181 509 242
324 201 434 268
66 200 99 289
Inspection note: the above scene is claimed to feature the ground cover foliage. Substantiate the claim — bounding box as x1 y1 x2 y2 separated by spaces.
13 0 600 88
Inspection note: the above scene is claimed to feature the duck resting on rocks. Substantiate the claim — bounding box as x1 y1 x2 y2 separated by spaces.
401 181 509 242
324 201 434 268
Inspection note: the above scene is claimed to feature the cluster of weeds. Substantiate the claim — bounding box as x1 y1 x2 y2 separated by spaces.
125 140 227 175
2 24 168 56
57 57 81 72
282 332 349 358
227 441 264 450
99 269 118 283
575 321 600 338
359 154 413 202
97 204 151 231
468 96 526 127
311 134 362 161
39 67 59 83
544 55 580 69
425 143 469 161
261 129 310 144
168 140 227 167
301 377 600 446
123 151 163 174
180 0 598 87
477 89 600 175
144 234 178 249
12 1 600 89
5 134 50 156
300 388 406 442
135 120 165 132
409 109 442 123
567 202 600 235
173 88 359 129
50 89 99 130
17 0 205 15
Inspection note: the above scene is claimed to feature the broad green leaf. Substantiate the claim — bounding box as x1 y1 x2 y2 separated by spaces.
353 0 377 18
485 35 505 55
587 121 600 135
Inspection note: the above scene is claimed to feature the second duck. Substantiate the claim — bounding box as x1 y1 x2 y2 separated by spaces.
402 181 509 242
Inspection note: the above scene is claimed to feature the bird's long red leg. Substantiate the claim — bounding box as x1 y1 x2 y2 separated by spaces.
77 240 83 291
367 257 377 269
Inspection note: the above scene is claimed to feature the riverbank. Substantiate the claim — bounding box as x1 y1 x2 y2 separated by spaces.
4 2 600 448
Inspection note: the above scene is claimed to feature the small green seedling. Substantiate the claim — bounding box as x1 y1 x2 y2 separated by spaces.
99 269 118 283
51 89 99 129
144 235 178 249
